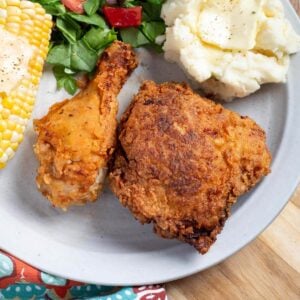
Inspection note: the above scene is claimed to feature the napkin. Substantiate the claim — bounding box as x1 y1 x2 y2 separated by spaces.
0 251 167 300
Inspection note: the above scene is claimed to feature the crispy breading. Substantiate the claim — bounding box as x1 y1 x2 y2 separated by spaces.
109 81 272 254
34 41 138 210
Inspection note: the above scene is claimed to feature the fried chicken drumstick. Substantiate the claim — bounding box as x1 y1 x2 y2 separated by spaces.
34 41 138 209
110 81 271 254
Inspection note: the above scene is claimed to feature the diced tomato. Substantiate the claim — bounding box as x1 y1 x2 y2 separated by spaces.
102 6 142 28
61 0 85 14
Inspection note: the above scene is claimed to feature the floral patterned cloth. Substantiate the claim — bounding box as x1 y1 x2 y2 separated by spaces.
0 251 167 300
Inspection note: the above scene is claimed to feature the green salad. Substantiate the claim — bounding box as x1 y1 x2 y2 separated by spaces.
31 0 166 94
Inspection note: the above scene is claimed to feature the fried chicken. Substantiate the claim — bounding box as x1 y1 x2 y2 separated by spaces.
109 81 272 254
34 41 138 210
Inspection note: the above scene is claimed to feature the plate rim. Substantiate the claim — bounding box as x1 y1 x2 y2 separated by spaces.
0 0 300 286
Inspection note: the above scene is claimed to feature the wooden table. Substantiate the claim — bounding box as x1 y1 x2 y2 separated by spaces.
166 1 300 299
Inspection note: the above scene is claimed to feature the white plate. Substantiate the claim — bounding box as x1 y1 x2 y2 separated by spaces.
0 0 299 286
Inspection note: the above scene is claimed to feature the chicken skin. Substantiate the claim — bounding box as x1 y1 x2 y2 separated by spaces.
34 41 138 210
110 81 271 254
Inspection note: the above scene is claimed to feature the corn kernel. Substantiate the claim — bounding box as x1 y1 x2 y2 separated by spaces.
3 130 12 140
11 142 18 151
0 121 6 131
1 140 10 150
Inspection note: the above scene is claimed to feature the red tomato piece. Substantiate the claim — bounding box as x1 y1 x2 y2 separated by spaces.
61 0 85 14
102 6 142 28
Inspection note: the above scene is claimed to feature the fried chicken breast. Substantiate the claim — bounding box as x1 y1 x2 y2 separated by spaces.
34 41 138 210
109 81 272 254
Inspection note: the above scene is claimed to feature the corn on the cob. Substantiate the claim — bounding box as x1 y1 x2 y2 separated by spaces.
0 0 52 169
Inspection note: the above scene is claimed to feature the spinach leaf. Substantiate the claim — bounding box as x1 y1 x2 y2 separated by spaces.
31 0 60 5
140 21 165 43
47 44 72 68
122 0 141 7
146 0 165 4
63 77 78 95
64 68 76 75
83 28 117 52
67 13 107 28
48 28 116 73
31 0 66 16
70 40 98 72
84 0 101 16
120 27 149 48
56 16 81 43
47 41 98 73
44 4 66 16
142 2 163 22
53 66 78 95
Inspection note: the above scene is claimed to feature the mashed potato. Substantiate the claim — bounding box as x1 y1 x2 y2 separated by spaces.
161 0 300 100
